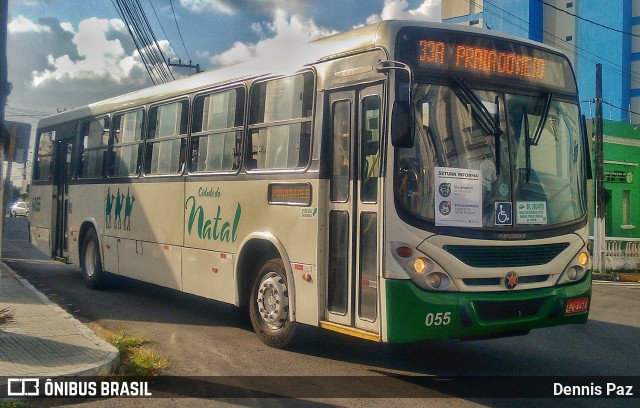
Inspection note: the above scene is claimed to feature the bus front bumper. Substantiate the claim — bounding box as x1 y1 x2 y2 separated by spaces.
384 271 591 343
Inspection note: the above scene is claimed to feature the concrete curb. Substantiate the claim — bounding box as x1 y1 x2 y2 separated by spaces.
0 262 119 377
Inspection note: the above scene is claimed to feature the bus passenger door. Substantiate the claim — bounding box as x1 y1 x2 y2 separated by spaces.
53 138 74 260
325 85 382 334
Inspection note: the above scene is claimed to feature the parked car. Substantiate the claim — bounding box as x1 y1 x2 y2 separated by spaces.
10 201 29 217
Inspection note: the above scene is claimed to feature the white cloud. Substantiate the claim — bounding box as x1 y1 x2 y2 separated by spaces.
13 0 53 5
179 0 309 16
60 21 74 33
179 0 235 15
31 17 148 86
209 10 336 67
8 15 51 33
366 0 441 24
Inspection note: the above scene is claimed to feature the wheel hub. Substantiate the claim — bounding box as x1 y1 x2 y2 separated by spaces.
256 272 289 329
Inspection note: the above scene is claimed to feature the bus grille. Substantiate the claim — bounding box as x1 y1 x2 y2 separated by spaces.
474 298 546 321
443 243 570 267
462 275 550 287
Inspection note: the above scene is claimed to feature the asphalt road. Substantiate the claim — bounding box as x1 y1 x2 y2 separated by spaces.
2 217 639 407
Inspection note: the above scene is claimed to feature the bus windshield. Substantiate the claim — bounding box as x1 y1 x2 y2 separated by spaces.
396 82 587 229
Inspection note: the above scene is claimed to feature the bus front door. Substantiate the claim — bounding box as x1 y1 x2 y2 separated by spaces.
53 138 73 261
325 85 382 335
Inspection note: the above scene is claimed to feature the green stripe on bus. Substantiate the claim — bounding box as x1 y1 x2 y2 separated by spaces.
385 274 591 343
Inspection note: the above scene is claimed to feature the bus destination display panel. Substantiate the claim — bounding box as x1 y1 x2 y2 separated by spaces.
397 28 576 93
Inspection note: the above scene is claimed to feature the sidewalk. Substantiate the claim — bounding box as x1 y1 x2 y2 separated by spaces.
0 261 119 380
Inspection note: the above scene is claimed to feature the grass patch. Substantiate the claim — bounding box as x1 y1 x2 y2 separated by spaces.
129 348 169 376
107 331 149 359
91 325 169 376
0 307 15 326
592 271 618 281
0 403 30 408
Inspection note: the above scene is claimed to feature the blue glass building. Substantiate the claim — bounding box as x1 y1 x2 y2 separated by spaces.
442 0 637 123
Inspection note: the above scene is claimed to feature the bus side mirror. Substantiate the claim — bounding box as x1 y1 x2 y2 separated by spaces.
391 101 413 148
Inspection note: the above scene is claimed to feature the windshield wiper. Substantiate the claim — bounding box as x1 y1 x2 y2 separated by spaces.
451 77 503 174
523 93 552 184
531 92 552 146
523 110 532 183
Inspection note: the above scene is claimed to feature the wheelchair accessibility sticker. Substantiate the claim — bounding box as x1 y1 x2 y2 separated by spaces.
495 202 512 226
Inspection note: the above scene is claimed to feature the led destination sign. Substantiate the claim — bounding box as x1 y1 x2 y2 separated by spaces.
419 40 546 80
397 28 577 93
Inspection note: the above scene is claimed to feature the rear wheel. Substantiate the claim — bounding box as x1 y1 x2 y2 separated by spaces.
81 229 107 289
249 258 297 348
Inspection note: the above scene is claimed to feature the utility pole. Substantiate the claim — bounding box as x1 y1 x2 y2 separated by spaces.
593 63 606 273
2 125 16 232
167 58 200 74
0 0 10 263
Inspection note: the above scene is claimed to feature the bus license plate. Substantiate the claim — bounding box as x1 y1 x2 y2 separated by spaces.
565 298 589 314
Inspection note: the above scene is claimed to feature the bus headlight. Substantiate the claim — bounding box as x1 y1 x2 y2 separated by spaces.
391 242 458 291
427 272 442 288
578 251 589 266
413 257 430 274
556 249 589 285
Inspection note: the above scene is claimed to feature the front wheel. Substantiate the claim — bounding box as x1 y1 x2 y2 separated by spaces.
249 258 297 348
81 229 107 289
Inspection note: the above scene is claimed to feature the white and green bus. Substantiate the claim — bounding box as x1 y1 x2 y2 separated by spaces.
30 20 591 348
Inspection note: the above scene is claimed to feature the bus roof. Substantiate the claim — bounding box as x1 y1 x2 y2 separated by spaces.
37 20 570 129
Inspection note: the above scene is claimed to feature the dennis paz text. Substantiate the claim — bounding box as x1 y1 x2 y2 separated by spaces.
554 382 634 396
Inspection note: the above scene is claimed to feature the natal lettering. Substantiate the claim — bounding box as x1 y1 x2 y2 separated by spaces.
185 196 241 243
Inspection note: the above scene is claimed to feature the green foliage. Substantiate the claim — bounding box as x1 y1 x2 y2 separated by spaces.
591 271 617 281
0 402 30 408
0 307 15 326
99 328 169 376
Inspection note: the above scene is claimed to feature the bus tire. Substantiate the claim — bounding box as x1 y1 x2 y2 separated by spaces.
81 228 106 290
249 258 297 348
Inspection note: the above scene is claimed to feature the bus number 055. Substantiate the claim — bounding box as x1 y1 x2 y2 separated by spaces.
425 312 451 327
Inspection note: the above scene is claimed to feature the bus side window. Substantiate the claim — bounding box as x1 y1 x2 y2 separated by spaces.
247 72 314 171
190 88 244 173
109 109 144 177
146 100 188 175
34 130 55 181
79 117 109 179
361 95 380 203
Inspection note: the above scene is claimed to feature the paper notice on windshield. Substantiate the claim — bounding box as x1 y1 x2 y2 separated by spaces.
435 167 482 228
516 201 548 225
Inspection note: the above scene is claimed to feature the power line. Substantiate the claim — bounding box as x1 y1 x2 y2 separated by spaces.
537 0 640 39
5 113 48 118
111 0 174 84
125 0 172 82
169 0 191 61
146 0 177 57
5 106 52 116
461 0 640 124
603 100 640 119
475 0 640 85
111 0 158 84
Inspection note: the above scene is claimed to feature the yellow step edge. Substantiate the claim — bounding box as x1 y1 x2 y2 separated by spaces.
319 321 381 342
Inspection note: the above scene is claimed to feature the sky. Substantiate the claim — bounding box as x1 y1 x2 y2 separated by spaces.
4 0 441 187
6 0 441 122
